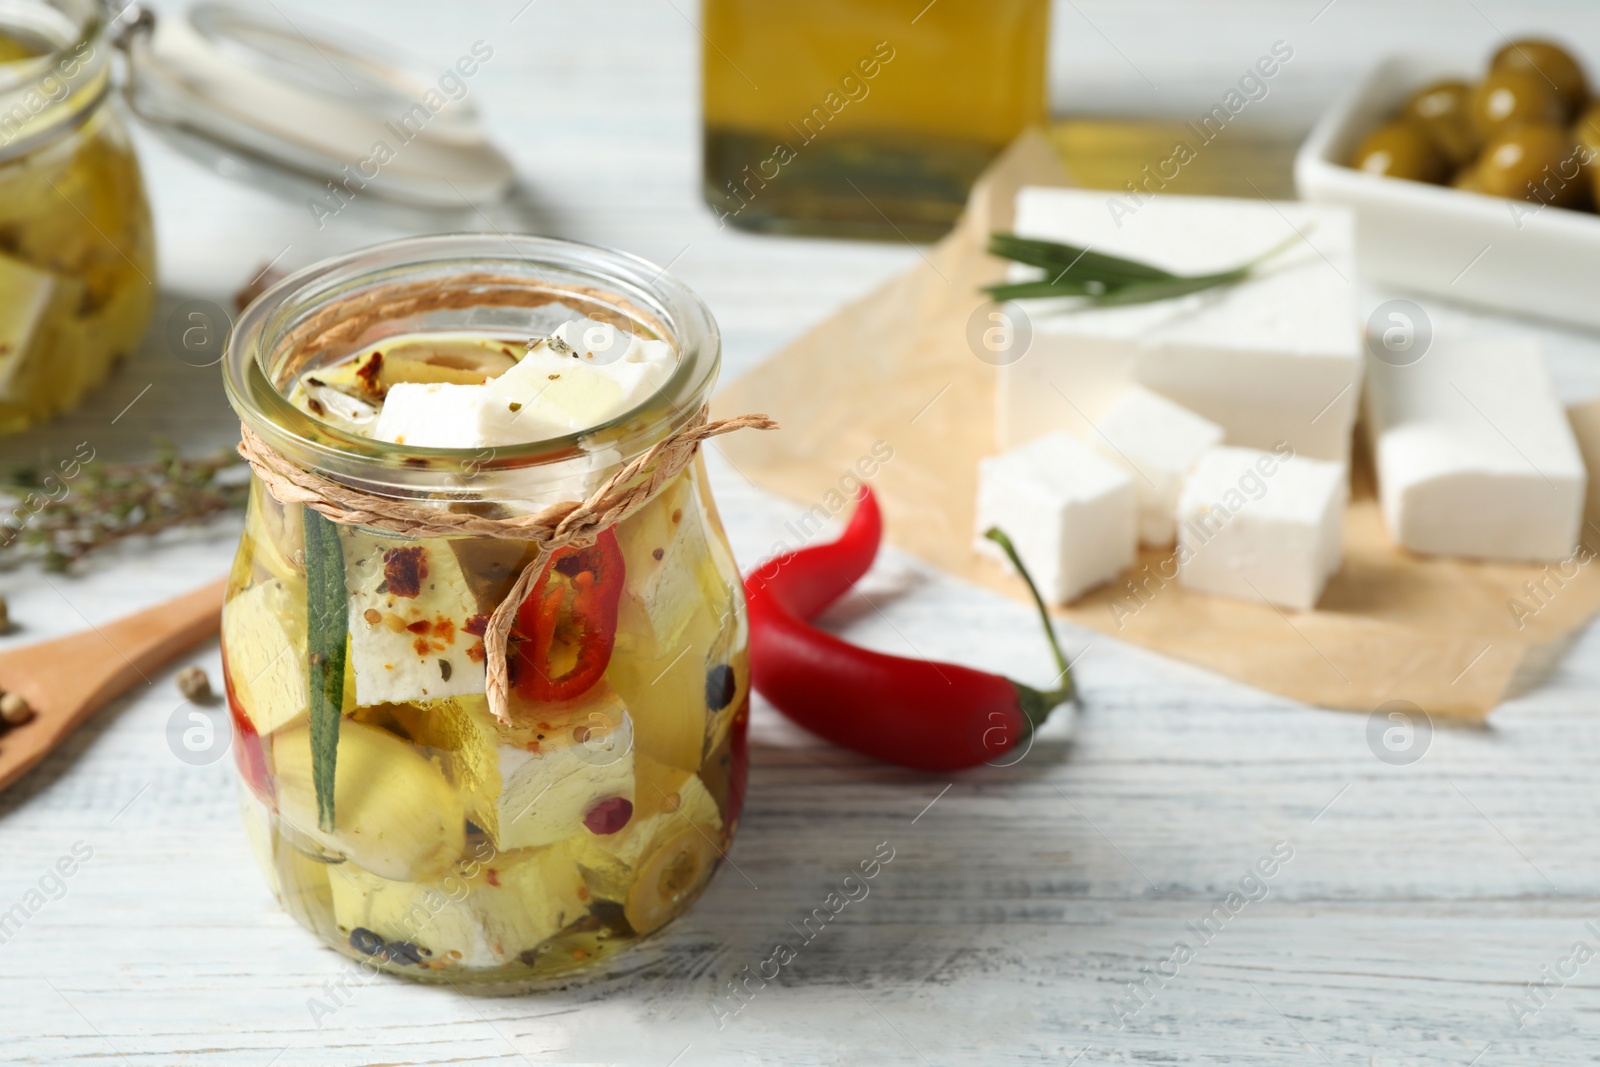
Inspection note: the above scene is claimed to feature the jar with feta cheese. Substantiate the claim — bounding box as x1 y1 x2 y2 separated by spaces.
221 235 749 984
0 0 155 432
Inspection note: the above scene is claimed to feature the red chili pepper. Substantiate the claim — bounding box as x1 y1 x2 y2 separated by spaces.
511 530 625 703
745 486 1073 772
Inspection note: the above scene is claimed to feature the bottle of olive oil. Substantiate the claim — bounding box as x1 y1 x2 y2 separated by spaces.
701 0 1049 241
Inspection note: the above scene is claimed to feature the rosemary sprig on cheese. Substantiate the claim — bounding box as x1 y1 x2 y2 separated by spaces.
983 231 1301 307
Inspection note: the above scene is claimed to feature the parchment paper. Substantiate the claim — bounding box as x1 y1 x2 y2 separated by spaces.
714 130 1600 720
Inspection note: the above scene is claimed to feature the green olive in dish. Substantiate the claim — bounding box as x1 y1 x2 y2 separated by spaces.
1402 79 1481 166
1474 124 1585 206
1352 121 1447 183
1491 38 1588 119
1450 165 1488 194
1574 102 1600 176
1468 68 1566 140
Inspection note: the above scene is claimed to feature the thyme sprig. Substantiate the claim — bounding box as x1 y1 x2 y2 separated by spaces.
0 443 248 571
983 231 1302 306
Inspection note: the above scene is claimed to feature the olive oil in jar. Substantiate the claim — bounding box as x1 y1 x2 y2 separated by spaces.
701 0 1049 241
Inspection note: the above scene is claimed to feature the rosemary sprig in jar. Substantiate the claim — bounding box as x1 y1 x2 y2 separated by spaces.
0 443 248 571
983 231 1302 306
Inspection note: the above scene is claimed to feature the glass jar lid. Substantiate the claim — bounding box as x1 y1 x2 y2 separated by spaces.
122 0 514 207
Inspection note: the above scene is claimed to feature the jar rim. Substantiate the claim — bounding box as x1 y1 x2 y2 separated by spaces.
223 233 722 503
0 0 110 160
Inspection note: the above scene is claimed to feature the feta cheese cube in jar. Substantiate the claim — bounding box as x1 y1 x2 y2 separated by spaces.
221 236 747 985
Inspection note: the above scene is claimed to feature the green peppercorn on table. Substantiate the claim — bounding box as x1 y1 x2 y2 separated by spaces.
3 0 1600 1063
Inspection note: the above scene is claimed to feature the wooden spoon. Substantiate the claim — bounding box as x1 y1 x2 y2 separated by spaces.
0 576 228 794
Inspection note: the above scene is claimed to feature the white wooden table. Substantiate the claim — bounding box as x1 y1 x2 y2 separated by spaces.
5 1 1600 1063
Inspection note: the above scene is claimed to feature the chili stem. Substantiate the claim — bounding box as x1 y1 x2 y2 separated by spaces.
984 527 1076 711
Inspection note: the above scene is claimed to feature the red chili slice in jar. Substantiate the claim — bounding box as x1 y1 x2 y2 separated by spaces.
220 653 274 807
509 529 625 703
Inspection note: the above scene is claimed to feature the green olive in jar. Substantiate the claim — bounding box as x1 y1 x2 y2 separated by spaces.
1469 68 1566 140
1352 121 1447 183
1475 124 1584 206
1491 39 1588 119
1402 79 1481 166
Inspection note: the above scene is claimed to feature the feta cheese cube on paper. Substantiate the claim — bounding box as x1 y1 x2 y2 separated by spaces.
974 432 1137 604
1364 336 1586 562
341 530 488 705
1176 446 1347 611
372 381 490 449
997 188 1361 463
1090 386 1223 546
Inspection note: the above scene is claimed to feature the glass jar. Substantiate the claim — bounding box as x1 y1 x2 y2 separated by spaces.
0 0 156 432
220 235 749 984
701 0 1050 240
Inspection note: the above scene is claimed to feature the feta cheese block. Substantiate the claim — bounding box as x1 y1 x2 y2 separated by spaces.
974 431 1137 604
478 321 675 444
372 381 490 448
393 688 636 851
997 188 1361 462
1091 386 1224 546
328 842 588 969
220 577 309 735
1176 446 1346 610
1364 337 1585 562
341 530 488 705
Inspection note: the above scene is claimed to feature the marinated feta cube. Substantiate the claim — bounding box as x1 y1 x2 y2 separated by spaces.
606 471 733 772
1176 445 1346 610
372 381 491 449
221 577 308 735
613 471 712 648
394 688 636 851
1090 386 1223 547
998 187 1361 462
568 754 722 902
478 325 675 444
1364 336 1586 562
974 431 1137 604
341 530 487 705
328 842 587 968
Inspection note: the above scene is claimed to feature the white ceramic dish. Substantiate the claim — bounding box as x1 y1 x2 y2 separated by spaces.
1295 55 1600 331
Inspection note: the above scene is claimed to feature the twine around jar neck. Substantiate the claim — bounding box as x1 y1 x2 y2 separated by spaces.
236 407 776 723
